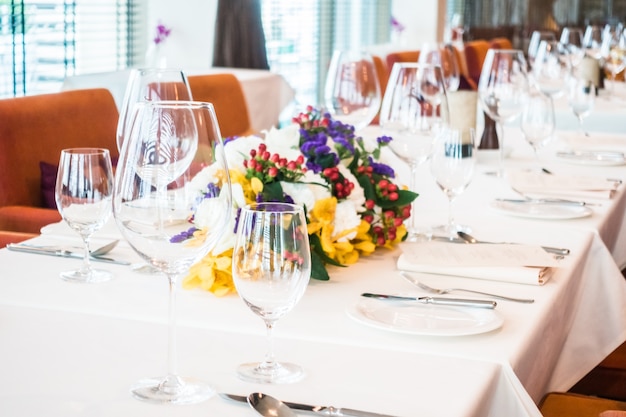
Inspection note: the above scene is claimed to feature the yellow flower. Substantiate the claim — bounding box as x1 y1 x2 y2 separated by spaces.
182 248 236 296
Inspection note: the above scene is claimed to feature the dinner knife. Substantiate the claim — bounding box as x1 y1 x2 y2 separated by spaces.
556 150 625 161
361 293 497 309
6 243 130 265
220 393 397 417
495 198 587 206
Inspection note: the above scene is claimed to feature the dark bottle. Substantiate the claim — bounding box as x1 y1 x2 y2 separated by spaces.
479 111 499 149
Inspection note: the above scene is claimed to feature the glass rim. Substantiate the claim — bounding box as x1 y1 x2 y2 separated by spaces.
61 147 110 155
242 202 304 214
135 100 216 111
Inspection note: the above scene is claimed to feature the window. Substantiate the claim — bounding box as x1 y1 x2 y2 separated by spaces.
261 0 391 108
0 0 142 98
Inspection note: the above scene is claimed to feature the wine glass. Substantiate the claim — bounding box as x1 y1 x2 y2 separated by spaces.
583 25 604 59
600 29 626 97
113 101 232 404
232 202 311 384
429 127 476 238
528 30 556 67
324 50 381 131
560 27 585 71
568 77 596 137
418 42 461 92
520 90 555 173
478 49 530 177
55 148 114 283
379 62 450 241
116 68 193 151
531 40 571 98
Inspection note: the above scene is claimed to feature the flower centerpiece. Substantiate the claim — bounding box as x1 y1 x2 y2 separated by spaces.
183 106 418 296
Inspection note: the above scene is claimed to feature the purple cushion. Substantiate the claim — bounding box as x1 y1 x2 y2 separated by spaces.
40 161 58 209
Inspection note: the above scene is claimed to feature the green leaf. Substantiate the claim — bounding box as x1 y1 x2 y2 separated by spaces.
262 181 285 201
356 173 376 200
376 189 418 208
309 234 343 267
310 251 330 281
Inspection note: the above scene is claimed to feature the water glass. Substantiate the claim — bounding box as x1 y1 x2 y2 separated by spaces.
568 78 596 137
521 91 555 173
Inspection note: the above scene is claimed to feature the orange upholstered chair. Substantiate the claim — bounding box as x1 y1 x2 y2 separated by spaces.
464 40 491 87
385 50 420 74
489 37 513 50
0 88 119 234
0 231 38 248
187 73 254 138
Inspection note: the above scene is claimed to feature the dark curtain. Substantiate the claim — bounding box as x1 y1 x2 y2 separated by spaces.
212 0 270 70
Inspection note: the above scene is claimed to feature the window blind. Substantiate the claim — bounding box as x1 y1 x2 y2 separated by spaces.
0 0 143 98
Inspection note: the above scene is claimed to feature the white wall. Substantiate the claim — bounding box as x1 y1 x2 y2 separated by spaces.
390 0 447 46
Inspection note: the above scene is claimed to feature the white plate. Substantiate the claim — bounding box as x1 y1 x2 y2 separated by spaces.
490 200 593 220
555 150 626 166
346 297 503 336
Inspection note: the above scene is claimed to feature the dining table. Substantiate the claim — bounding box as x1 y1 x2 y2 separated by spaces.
2 105 626 417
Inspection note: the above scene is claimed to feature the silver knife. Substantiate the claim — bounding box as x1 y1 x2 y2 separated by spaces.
556 150 624 161
430 235 570 256
6 243 130 265
220 393 397 417
361 293 497 309
495 198 587 206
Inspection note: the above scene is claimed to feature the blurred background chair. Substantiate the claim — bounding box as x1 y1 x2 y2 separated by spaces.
463 39 491 88
489 37 514 50
385 50 420 74
0 231 38 248
540 392 626 417
187 73 254 138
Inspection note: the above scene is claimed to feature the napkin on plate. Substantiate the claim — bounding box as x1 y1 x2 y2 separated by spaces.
507 170 619 200
397 241 559 285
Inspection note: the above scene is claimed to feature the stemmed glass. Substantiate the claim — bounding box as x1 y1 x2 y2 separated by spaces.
113 101 232 404
528 30 556 67
583 25 604 59
520 90 555 173
232 202 311 384
418 42 461 92
478 49 530 177
324 50 381 131
55 148 114 283
531 40 570 98
560 27 585 71
430 128 476 238
116 68 192 151
568 77 596 137
600 29 626 97
379 62 450 241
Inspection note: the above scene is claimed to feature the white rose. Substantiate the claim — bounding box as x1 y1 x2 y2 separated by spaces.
333 200 362 242
264 124 302 161
223 135 263 171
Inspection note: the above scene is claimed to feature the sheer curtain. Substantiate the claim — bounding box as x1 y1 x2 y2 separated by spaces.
212 0 269 69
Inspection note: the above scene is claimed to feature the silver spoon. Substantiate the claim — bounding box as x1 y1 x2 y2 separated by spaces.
90 240 119 257
457 231 570 256
401 272 535 303
248 392 296 417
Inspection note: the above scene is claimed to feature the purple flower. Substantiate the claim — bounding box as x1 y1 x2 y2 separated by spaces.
153 22 172 45
368 156 395 178
170 227 198 243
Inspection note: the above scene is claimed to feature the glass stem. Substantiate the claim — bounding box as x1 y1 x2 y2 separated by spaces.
80 235 92 275
447 197 455 233
408 162 420 234
496 122 505 177
159 273 184 394
262 320 276 368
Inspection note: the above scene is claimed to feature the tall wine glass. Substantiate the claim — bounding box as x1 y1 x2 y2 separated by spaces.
418 42 461 92
55 148 114 283
600 30 626 97
113 101 232 404
430 128 476 238
583 25 604 59
232 202 311 384
568 77 596 137
528 30 556 67
379 62 450 241
324 50 381 131
521 90 555 173
116 68 192 151
560 27 585 71
478 49 530 177
531 40 570 98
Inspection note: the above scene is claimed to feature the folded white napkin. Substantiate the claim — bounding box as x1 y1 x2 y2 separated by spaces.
507 170 619 200
397 241 559 286
41 219 122 240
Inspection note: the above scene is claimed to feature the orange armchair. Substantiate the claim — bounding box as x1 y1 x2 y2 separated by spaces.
385 50 420 74
187 73 254 138
464 40 492 87
0 88 119 234
0 231 38 248
489 37 513 50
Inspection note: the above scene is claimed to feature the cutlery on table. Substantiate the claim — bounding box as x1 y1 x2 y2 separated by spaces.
495 198 590 207
222 392 397 417
556 150 625 162
457 231 570 256
361 292 497 309
6 241 129 265
401 272 535 304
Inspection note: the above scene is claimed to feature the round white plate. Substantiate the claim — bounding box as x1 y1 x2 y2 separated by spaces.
491 200 593 220
555 151 626 166
346 297 503 336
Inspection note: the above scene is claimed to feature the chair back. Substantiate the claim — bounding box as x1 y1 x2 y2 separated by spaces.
0 88 119 209
385 50 420 74
464 40 491 86
489 37 513 50
187 73 253 138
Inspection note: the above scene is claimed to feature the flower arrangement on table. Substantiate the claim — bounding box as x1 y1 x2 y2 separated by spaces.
182 106 418 296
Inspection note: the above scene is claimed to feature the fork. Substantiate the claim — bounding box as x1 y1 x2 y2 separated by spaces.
400 272 535 303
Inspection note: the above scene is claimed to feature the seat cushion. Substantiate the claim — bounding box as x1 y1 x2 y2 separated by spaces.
540 392 626 417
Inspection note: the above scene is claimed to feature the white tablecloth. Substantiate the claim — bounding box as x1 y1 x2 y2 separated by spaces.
61 67 295 133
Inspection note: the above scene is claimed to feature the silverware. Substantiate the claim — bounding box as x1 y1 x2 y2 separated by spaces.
495 198 587 206
361 292 497 309
457 231 570 256
556 150 625 162
221 392 397 417
401 272 535 304
6 243 130 265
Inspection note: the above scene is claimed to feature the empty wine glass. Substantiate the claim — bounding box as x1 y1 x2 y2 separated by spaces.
521 90 555 173
116 68 192 151
531 40 571 98
379 62 450 241
560 27 585 70
600 30 626 97
583 25 604 59
114 101 232 404
568 77 596 137
430 128 476 238
528 30 556 67
324 50 381 131
232 202 311 384
55 148 114 283
418 42 461 92
478 49 530 177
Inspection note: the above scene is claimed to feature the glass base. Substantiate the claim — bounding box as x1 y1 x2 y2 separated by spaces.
237 361 305 384
131 375 214 405
431 223 471 240
405 227 433 243
60 268 112 283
